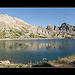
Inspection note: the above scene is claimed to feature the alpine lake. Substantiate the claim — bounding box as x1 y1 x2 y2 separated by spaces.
0 39 75 64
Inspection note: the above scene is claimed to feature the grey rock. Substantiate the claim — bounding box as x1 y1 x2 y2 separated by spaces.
54 25 59 32
46 24 54 31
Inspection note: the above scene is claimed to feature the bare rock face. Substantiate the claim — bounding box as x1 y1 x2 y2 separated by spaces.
54 25 59 32
46 24 54 31
0 14 31 29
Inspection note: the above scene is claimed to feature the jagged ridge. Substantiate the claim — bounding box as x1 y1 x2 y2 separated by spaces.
46 23 75 39
0 14 75 39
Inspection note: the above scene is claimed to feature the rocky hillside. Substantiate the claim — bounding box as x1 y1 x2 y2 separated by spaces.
0 14 53 39
0 14 75 39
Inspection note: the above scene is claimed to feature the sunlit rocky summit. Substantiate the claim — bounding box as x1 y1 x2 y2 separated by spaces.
0 14 75 39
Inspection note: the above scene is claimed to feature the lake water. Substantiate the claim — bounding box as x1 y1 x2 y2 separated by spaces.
0 39 75 64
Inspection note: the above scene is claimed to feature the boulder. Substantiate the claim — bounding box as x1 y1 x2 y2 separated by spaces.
0 60 11 65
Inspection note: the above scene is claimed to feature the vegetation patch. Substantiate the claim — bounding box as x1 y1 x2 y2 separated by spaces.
29 33 47 38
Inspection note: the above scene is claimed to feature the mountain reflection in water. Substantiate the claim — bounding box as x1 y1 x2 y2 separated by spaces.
0 40 69 51
0 40 58 51
0 39 75 64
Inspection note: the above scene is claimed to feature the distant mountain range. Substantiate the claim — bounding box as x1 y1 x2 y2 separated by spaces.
0 14 75 39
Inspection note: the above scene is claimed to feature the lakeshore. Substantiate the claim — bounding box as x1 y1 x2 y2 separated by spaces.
0 37 75 41
0 55 75 68
0 39 75 68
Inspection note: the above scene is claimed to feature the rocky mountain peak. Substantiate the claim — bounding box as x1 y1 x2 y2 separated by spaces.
59 23 74 32
46 24 54 31
61 22 67 25
0 14 53 39
0 14 31 28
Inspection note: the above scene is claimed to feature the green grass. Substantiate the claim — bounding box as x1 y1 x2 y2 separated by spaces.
0 63 32 68
0 31 6 38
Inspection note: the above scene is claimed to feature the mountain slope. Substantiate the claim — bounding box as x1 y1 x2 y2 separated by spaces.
0 14 53 39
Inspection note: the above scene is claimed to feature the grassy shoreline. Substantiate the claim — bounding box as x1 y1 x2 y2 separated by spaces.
0 55 75 68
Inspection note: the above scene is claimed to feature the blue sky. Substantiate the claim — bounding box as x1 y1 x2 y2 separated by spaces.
0 8 75 28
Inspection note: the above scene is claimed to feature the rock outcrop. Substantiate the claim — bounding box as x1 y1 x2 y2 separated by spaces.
46 24 54 31
0 60 11 65
54 25 59 32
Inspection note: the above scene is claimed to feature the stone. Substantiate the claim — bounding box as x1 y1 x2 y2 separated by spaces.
57 35 62 37
0 60 11 65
